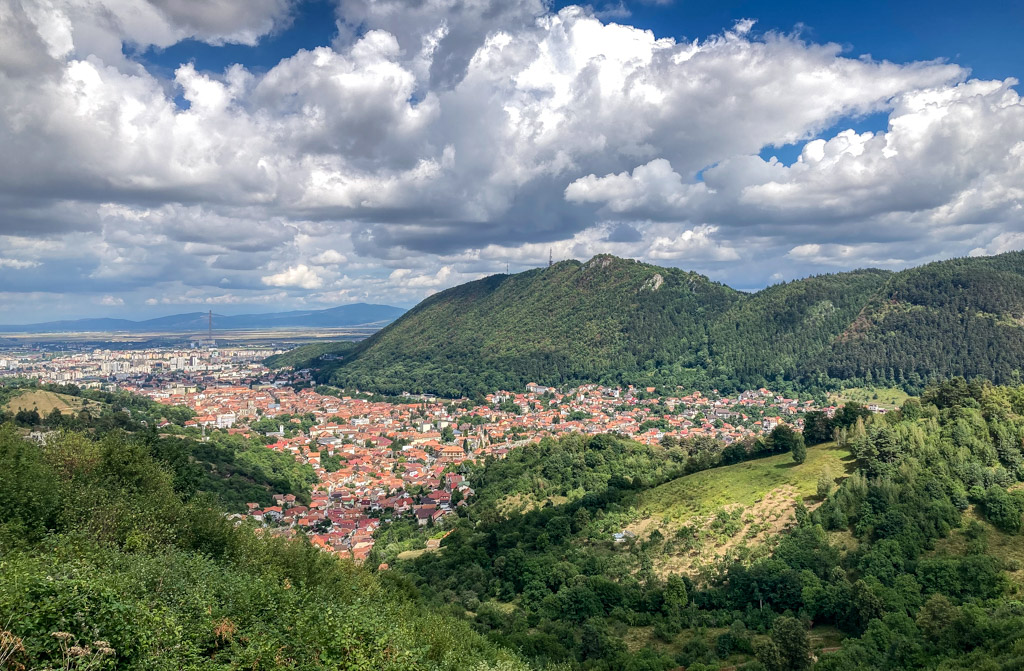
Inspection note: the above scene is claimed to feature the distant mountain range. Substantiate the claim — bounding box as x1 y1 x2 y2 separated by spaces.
0 303 407 333
290 252 1024 396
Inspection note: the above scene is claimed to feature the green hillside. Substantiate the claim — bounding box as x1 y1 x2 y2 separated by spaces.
264 340 357 369
706 270 891 388
7 381 1024 670
327 255 741 396
819 252 1024 387
0 426 530 671
0 381 310 514
638 441 854 521
308 251 1024 395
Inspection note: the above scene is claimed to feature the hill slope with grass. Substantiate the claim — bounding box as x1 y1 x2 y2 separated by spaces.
2 388 105 416
629 442 855 577
637 441 854 522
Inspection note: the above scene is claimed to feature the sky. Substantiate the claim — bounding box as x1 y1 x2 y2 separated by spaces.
2 0 1024 322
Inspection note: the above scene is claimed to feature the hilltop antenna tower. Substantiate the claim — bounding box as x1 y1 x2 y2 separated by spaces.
549 249 552 267
207 310 214 348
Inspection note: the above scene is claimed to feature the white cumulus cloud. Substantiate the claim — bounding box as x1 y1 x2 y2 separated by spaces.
310 250 349 265
261 264 324 289
0 257 40 269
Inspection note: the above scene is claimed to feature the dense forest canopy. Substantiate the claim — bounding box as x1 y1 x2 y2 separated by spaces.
0 380 315 513
285 252 1024 396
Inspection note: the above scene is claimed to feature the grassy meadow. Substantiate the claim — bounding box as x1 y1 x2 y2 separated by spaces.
638 442 856 522
3 389 104 415
828 386 911 410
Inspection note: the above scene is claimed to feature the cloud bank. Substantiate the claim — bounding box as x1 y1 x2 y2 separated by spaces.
1 0 1023 320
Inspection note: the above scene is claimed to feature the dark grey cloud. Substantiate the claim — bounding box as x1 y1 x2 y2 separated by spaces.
335 0 548 89
605 223 642 242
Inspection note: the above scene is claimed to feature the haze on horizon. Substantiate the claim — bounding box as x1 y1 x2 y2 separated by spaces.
2 0 1024 322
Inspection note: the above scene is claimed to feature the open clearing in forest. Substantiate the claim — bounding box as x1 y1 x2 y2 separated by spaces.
3 389 104 416
497 491 569 516
625 443 855 576
396 546 446 561
638 442 855 520
828 386 910 410
622 623 846 661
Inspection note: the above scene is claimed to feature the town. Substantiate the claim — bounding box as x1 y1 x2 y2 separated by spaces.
0 344 877 562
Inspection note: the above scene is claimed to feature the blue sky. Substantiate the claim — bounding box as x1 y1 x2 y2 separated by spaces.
140 0 1013 168
603 0 1023 80
138 0 1022 169
2 0 1024 321
142 1 1024 81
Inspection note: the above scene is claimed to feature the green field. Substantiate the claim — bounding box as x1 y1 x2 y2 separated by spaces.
3 389 105 416
828 386 910 410
628 443 857 577
638 442 856 521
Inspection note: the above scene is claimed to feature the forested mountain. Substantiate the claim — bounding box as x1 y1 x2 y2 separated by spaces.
819 254 1024 388
704 269 892 389
327 256 742 396
307 251 1024 396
